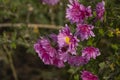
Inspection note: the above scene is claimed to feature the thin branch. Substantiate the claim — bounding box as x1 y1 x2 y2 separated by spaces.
0 23 63 30
3 45 18 80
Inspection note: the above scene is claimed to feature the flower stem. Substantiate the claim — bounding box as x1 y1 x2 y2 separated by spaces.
3 45 18 80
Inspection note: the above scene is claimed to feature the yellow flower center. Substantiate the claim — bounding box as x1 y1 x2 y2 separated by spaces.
65 36 70 44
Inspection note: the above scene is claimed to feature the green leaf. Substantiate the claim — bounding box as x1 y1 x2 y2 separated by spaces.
68 68 75 73
99 28 104 36
107 31 114 37
111 44 118 51
74 74 79 80
99 62 106 69
10 42 16 49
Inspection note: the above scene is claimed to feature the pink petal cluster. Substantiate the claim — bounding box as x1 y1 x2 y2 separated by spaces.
82 46 100 60
34 0 102 70
81 70 99 80
68 56 88 66
34 24 96 67
66 0 92 23
34 38 64 68
42 0 60 5
34 37 87 67
96 1 105 21
76 24 95 41
57 24 79 55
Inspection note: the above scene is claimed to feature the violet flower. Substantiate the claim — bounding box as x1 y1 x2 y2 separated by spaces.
34 38 55 64
81 70 99 80
66 0 92 23
58 51 70 62
82 46 100 60
57 24 79 55
52 58 65 68
76 24 95 41
68 56 88 66
96 1 105 21
34 38 64 68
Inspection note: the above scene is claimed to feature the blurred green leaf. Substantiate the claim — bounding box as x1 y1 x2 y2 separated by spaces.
111 44 118 51
99 28 104 36
99 62 106 69
10 42 16 49
74 74 79 80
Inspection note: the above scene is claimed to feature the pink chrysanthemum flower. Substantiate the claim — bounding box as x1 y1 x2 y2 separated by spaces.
52 57 65 68
68 56 88 66
96 1 105 21
81 70 99 80
57 24 79 55
66 0 92 23
76 24 95 41
34 38 64 68
41 0 60 5
58 51 70 62
82 46 100 60
34 38 55 64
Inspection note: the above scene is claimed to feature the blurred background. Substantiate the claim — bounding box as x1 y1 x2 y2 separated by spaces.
0 0 120 80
